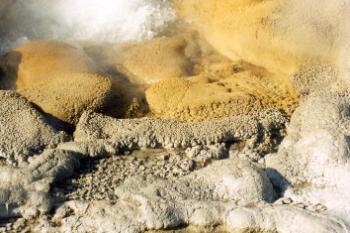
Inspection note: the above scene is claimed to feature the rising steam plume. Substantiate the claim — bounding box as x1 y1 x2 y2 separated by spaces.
0 0 176 54
1 0 350 74
277 0 350 73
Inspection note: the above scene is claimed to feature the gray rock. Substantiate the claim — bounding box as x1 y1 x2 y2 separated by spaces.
292 64 338 96
226 205 349 233
0 91 70 164
74 110 288 157
266 84 350 222
52 159 276 232
0 149 79 219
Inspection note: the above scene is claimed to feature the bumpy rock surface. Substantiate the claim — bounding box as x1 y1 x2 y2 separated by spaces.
43 157 348 233
71 110 287 157
0 40 97 89
1 1 350 232
0 40 123 124
61 149 201 202
146 69 299 121
47 159 276 233
18 73 122 124
0 91 69 163
291 64 338 96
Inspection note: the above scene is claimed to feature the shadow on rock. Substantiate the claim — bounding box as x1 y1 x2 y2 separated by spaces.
264 168 290 197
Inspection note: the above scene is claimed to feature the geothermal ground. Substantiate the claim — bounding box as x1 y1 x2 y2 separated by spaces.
1 0 350 232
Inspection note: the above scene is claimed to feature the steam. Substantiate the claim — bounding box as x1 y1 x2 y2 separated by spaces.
277 0 350 72
0 0 176 53
53 0 176 42
1 0 350 75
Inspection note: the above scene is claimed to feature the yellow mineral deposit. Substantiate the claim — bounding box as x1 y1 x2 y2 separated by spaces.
3 0 345 122
113 34 193 85
1 40 97 89
144 0 308 121
0 40 122 124
174 0 337 75
18 73 122 124
145 63 299 121
144 0 347 121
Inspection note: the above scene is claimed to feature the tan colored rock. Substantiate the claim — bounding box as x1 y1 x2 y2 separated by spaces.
1 40 97 89
146 62 299 121
109 32 235 85
114 34 192 85
106 32 300 122
174 0 338 76
82 32 301 122
18 73 122 125
0 40 123 124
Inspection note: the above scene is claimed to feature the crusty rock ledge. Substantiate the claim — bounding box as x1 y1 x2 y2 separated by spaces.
69 110 288 157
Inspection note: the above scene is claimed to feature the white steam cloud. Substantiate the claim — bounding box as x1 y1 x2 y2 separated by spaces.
1 0 350 75
0 0 176 53
277 0 350 73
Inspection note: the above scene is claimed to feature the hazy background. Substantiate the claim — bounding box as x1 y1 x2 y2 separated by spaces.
0 0 176 54
1 0 350 74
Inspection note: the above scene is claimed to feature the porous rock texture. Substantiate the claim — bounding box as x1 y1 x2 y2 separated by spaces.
1 1 350 232
146 69 299 121
83 33 300 121
61 149 200 202
291 64 338 96
1 99 350 232
0 91 69 164
45 158 348 233
18 73 122 125
0 40 123 124
71 109 288 157
60 145 231 202
109 32 300 121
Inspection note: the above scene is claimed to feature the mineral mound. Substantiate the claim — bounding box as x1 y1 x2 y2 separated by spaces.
1 0 350 232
